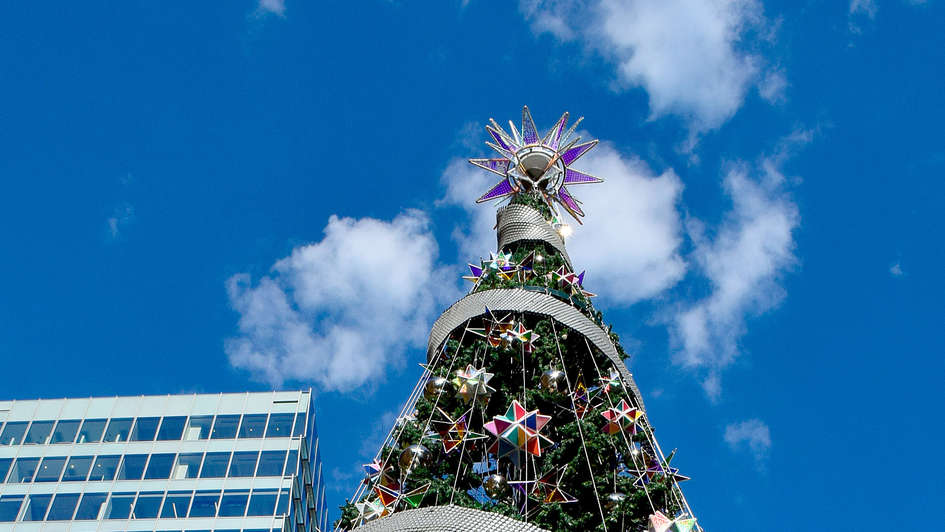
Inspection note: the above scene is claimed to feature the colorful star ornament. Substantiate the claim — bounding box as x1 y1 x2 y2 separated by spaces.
633 452 691 487
511 322 540 353
601 399 644 435
467 308 517 348
354 497 390 524
429 407 487 453
523 467 578 504
648 511 700 532
552 266 597 298
469 106 604 223
483 400 553 464
598 367 622 394
362 459 383 482
571 373 594 419
451 364 496 404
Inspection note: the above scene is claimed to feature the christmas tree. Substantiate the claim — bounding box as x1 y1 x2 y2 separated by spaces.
338 107 699 532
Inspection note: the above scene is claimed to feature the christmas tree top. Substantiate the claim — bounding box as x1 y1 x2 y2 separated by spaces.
338 107 700 532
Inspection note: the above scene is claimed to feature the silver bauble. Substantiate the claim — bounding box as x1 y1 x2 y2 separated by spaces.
535 254 544 263
424 376 449 400
604 491 626 511
482 473 509 499
399 444 432 471
540 368 566 393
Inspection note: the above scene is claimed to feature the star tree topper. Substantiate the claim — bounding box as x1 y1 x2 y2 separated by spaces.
470 106 604 222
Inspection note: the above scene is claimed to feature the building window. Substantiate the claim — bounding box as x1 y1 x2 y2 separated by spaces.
0 458 11 483
23 494 52 521
0 422 28 446
104 418 133 442
218 490 249 517
105 493 135 519
63 456 94 481
173 453 203 479
0 495 24 522
266 413 295 438
160 491 192 518
74 493 107 520
46 493 80 521
286 449 299 476
117 454 148 480
76 419 107 443
24 420 55 444
184 416 213 440
188 491 221 518
277 488 291 515
157 416 186 440
256 450 287 477
131 417 160 441
51 419 81 444
293 413 306 437
239 414 267 438
8 457 40 483
211 415 240 439
228 451 259 477
35 456 66 482
199 452 230 478
132 492 164 519
88 455 120 481
145 453 176 479
247 489 278 516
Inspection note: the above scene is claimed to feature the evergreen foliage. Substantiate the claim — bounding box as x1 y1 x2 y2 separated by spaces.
338 234 685 531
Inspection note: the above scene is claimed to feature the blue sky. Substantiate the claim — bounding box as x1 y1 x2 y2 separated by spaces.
1 0 943 529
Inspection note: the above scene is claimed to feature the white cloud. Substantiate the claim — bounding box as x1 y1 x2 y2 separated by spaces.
890 262 904 277
849 0 877 18
724 418 771 465
257 0 286 16
519 0 777 134
107 203 134 240
439 141 686 305
225 210 457 391
670 139 801 398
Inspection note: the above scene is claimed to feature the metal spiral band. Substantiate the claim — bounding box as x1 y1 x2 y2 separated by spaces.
496 204 573 268
355 504 549 531
427 288 645 411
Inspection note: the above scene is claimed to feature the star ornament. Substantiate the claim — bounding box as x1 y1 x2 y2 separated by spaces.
469 106 604 223
648 511 699 532
451 364 496 404
484 400 553 462
430 407 487 453
601 399 644 435
598 367 622 394
511 322 540 353
355 497 390 523
553 266 597 298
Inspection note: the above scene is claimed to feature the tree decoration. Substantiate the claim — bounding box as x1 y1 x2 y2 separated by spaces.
451 364 496 404
598 367 622 394
429 407 487 453
482 473 510 499
398 444 432 472
553 266 597 298
601 399 644 435
483 399 553 463
354 497 390 523
648 511 699 532
469 106 604 222
423 376 451 400
540 368 566 393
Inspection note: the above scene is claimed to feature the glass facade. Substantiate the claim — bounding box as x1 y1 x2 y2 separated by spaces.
0 391 326 532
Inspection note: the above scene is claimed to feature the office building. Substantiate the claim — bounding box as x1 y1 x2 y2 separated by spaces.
0 390 326 532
